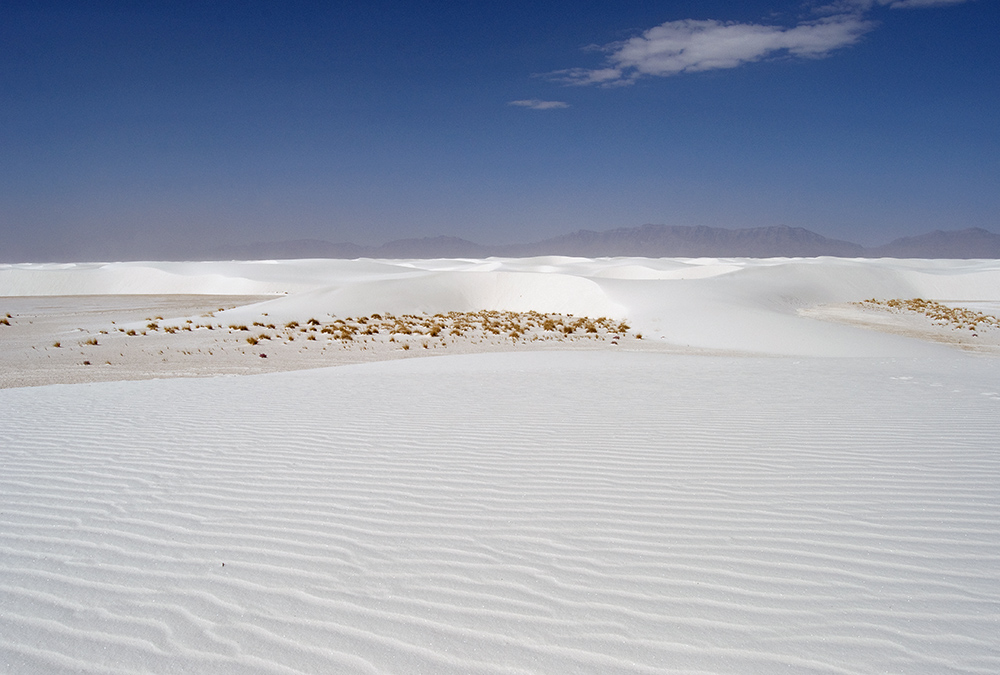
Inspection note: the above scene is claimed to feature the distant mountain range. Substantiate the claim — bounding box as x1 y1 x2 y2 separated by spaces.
208 225 1000 260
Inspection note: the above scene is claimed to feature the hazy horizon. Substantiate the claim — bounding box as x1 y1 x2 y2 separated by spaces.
3 0 998 261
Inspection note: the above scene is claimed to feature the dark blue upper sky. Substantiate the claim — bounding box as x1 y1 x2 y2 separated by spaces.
2 0 998 260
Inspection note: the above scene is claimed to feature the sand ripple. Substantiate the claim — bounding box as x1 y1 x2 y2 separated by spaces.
2 352 999 673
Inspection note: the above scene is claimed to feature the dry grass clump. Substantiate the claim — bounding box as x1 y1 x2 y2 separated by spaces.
76 309 639 359
858 298 1000 333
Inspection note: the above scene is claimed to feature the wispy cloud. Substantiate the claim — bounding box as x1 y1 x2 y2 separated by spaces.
549 0 972 86
508 99 570 110
882 0 971 7
828 0 971 8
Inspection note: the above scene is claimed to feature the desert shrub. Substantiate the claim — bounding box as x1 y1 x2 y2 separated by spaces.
147 322 159 330
246 337 258 345
53 341 61 348
307 318 321 326
82 337 99 345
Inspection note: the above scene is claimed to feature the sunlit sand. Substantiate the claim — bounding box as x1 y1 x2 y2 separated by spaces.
2 255 999 673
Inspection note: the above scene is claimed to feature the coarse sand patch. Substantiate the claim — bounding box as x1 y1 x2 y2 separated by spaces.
0 295 662 389
800 298 1000 354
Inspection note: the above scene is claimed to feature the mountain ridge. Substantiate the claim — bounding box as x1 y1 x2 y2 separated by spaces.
206 225 1000 261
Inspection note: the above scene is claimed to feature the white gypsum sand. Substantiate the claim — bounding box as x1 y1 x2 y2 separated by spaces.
1 256 999 673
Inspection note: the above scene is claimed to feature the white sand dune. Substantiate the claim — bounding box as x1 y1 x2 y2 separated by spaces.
2 256 999 673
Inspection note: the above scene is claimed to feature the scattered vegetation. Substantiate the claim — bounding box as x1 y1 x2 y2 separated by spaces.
46 310 640 366
858 298 1000 334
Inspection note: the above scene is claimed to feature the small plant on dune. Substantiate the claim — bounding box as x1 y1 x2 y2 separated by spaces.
82 337 99 346
0 318 9 326
285 321 299 329
53 341 61 348
126 329 137 336
307 318 321 326
402 343 410 350
147 322 159 330
246 336 258 345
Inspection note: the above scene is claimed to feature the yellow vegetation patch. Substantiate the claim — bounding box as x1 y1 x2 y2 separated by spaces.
857 298 1000 333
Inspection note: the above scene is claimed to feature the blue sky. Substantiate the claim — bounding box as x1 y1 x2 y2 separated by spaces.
2 0 998 260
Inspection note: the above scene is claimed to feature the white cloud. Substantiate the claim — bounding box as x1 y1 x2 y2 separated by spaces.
883 0 970 7
821 0 971 9
551 14 873 86
550 0 972 86
508 99 570 110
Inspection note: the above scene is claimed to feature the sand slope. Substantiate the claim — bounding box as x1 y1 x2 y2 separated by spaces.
5 256 1000 390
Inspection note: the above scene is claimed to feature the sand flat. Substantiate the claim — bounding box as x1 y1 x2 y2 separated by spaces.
2 351 999 673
